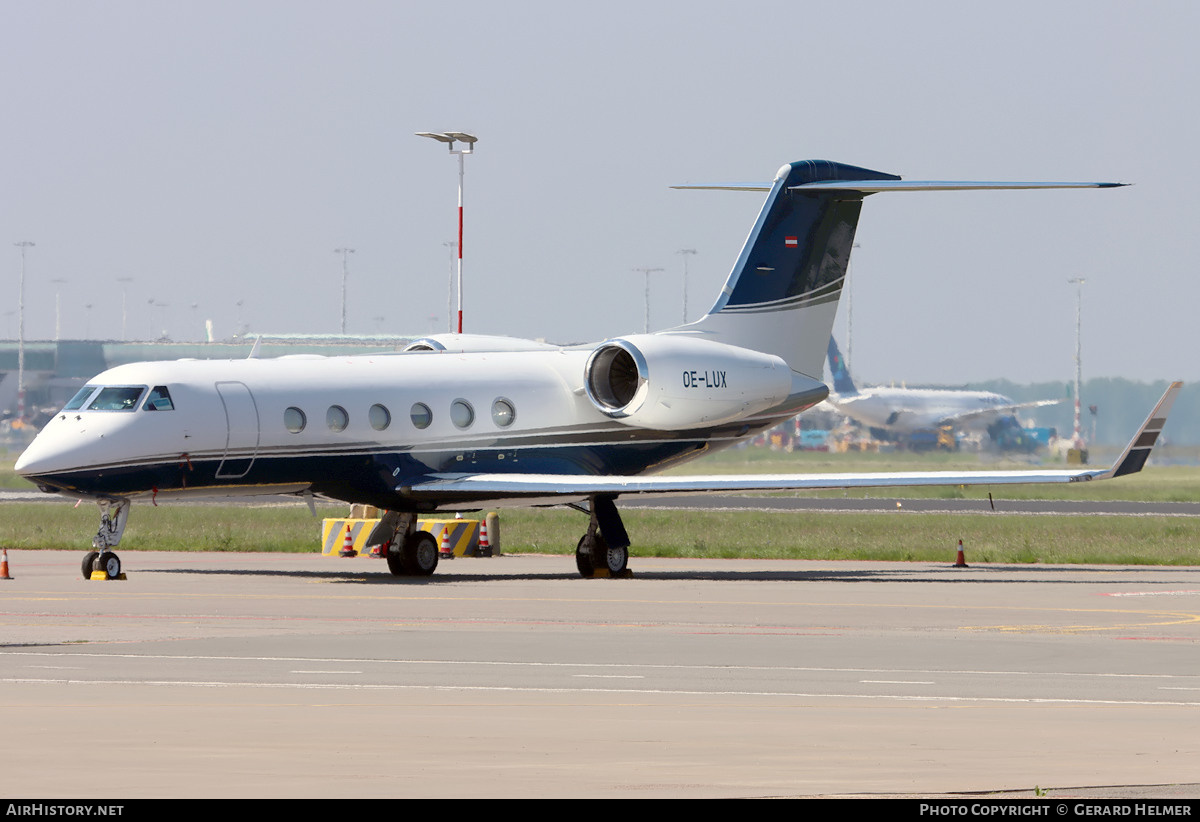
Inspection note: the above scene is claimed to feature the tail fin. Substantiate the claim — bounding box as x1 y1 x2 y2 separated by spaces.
665 160 1123 381
667 160 898 379
827 337 857 395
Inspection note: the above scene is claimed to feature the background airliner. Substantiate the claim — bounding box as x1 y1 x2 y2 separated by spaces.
15 159 1173 581
824 337 1061 445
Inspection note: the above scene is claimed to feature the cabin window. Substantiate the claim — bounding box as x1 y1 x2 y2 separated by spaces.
410 402 432 429
491 398 516 427
369 404 391 431
327 405 349 432
143 386 174 411
450 399 475 429
87 386 146 412
64 385 98 411
284 407 306 433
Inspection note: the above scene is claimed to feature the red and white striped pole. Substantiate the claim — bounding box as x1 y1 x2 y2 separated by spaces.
457 148 464 334
416 132 477 335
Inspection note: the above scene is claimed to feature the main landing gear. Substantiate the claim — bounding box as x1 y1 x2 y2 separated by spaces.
82 499 130 580
574 495 631 578
378 512 439 577
373 498 633 579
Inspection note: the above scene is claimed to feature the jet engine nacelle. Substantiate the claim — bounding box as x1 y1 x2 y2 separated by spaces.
584 335 793 430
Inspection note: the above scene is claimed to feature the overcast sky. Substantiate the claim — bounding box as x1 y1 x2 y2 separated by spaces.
3 0 1196 386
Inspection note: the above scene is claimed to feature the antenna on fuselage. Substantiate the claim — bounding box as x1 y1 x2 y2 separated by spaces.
247 336 262 359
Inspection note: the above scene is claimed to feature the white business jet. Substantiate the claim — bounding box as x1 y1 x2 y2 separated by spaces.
15 159 1179 580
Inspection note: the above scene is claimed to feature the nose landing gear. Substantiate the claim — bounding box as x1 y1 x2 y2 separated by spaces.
82 550 123 581
82 499 130 580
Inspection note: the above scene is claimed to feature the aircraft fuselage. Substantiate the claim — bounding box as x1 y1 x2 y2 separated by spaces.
16 347 825 511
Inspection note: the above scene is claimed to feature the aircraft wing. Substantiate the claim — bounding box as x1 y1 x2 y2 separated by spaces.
937 398 1064 427
402 382 1180 503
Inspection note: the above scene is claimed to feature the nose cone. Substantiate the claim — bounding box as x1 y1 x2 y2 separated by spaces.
14 430 70 478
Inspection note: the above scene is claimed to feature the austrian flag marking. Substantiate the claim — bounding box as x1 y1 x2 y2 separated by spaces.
784 236 798 248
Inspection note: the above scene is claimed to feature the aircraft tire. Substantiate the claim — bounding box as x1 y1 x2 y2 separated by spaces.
402 531 439 576
82 551 99 580
575 535 595 577
98 551 121 580
598 541 628 575
386 547 406 576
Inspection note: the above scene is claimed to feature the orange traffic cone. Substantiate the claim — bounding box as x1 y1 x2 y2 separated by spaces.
0 548 11 580
477 519 489 556
953 539 968 568
440 527 452 557
339 524 357 558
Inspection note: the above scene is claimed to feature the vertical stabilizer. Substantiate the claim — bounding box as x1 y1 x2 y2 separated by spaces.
827 337 858 396
666 160 898 379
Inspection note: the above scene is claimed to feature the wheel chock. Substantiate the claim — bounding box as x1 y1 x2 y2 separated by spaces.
589 568 633 579
88 570 127 581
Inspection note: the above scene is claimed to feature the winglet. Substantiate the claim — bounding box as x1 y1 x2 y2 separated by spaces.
1097 381 1182 479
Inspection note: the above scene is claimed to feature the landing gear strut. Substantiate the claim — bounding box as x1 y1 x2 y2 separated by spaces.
575 495 630 578
381 512 439 577
83 499 129 580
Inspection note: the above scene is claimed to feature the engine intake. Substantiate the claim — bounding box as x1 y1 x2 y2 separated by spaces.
584 335 793 430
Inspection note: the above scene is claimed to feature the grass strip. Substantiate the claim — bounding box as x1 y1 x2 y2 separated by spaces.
1 501 1198 566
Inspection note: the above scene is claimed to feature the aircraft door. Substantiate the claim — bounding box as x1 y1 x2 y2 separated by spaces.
214 381 260 479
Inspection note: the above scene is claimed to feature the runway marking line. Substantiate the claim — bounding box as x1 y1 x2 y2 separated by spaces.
5 651 1198 687
4 676 1200 708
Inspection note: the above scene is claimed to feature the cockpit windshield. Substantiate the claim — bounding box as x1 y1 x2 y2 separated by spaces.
63 385 99 411
86 386 146 412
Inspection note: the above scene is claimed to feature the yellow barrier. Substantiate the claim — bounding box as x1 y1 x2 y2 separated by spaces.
321 516 495 558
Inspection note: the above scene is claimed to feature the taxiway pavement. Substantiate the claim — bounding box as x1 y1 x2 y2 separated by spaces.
1 550 1198 798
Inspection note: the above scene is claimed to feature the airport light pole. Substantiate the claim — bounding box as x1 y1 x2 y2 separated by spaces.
677 249 697 324
334 247 355 334
417 131 477 334
50 277 67 341
13 241 33 421
1068 277 1086 450
117 277 134 340
633 267 665 333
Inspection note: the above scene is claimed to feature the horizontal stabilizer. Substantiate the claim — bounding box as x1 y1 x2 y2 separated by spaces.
671 183 774 192
789 180 1127 193
673 180 1127 194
